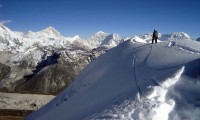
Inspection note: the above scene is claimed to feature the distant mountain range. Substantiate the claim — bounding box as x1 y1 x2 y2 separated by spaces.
0 24 197 52
0 24 198 94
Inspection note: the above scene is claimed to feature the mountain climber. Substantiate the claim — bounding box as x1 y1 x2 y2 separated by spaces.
152 29 158 44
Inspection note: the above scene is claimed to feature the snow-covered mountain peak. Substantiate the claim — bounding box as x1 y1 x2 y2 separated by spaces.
0 24 198 53
73 35 81 40
41 26 61 37
139 33 152 39
160 32 191 41
171 32 190 38
0 24 23 43
110 33 121 39
86 32 123 48
94 31 108 36
65 35 81 43
105 33 122 42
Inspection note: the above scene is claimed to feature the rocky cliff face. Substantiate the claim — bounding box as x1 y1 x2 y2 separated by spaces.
3 48 105 94
15 61 77 94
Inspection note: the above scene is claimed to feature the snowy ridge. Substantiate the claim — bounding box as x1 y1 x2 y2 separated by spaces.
168 41 200 54
26 40 200 120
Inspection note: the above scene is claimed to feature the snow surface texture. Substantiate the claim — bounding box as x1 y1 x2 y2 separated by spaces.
26 39 200 120
0 92 54 110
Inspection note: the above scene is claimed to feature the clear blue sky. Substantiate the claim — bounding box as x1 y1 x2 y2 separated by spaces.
0 0 199 38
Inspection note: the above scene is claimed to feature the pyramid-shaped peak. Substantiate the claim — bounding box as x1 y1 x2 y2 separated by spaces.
95 31 108 36
42 26 61 36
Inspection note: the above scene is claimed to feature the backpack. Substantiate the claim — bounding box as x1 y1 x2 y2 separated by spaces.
154 31 158 37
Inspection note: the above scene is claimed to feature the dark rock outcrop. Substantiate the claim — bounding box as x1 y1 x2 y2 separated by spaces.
0 63 11 81
196 37 200 42
15 61 77 95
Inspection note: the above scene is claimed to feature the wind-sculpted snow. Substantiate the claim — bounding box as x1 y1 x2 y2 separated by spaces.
26 39 200 120
147 41 200 69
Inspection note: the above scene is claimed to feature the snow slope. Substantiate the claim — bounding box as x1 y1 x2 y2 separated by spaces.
26 39 200 120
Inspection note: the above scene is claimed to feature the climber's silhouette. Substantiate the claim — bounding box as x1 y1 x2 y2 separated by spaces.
152 29 158 44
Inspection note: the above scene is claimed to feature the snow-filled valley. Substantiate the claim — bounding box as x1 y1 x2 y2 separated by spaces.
1 24 200 120
26 39 200 120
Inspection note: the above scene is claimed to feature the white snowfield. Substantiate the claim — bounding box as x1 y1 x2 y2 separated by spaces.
26 39 200 120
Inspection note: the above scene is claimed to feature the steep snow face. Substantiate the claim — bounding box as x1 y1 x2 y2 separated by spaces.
24 27 63 41
0 24 23 42
23 27 67 49
86 31 109 48
26 39 200 120
40 26 61 37
100 33 123 48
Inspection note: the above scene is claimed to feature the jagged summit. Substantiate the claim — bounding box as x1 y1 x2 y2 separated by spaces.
160 32 191 41
0 24 198 51
100 33 123 48
173 32 190 38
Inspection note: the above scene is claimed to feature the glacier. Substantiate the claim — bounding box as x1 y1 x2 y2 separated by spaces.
25 39 200 120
